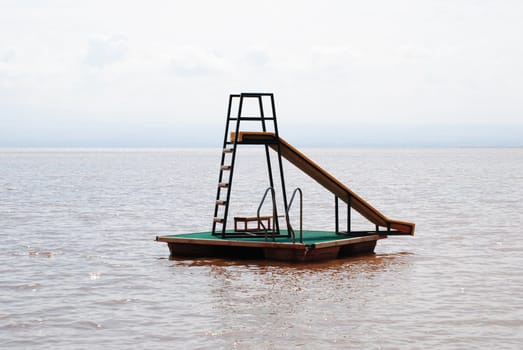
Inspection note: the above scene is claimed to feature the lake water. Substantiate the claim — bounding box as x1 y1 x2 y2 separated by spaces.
1 147 522 349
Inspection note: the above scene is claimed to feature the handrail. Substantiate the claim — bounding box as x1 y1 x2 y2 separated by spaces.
257 187 277 241
287 187 303 243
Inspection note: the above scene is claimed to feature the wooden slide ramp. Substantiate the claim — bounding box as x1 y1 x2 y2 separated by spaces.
234 132 415 235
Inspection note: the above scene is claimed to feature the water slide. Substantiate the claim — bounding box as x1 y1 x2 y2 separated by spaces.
235 132 415 235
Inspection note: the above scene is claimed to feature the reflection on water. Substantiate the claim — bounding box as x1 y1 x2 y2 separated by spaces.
163 252 418 349
1 148 523 349
171 251 412 273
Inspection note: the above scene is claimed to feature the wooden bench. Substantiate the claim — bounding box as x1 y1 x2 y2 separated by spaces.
234 216 272 232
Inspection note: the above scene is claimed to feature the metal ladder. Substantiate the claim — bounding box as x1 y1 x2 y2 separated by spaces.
211 93 290 238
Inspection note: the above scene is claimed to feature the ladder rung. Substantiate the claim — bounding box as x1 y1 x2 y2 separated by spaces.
229 117 275 121
221 165 232 171
223 148 234 154
214 217 224 223
240 93 273 97
218 182 229 188
216 200 227 205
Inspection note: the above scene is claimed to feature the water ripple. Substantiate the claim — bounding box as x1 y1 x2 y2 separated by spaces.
1 148 522 349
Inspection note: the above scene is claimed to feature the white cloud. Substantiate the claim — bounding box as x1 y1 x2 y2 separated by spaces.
243 48 270 67
0 49 16 63
84 35 127 68
309 46 360 74
171 47 228 77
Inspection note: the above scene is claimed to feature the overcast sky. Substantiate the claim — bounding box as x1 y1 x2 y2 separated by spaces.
1 0 522 147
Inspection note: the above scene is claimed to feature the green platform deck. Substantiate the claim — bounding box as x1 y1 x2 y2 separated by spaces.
156 230 387 262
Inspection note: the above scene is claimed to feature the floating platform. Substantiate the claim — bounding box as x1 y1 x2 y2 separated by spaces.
156 231 387 262
156 92 414 263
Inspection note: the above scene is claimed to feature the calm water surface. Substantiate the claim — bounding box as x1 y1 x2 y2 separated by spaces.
1 148 522 349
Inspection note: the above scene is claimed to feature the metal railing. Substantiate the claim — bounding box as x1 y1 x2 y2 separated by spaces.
257 187 278 241
287 188 303 243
